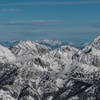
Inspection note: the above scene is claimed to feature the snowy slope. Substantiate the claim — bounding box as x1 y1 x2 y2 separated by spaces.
0 45 16 63
42 45 78 73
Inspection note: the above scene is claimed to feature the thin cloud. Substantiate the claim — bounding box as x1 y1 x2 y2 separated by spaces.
7 20 64 26
12 27 100 33
0 1 100 6
0 8 20 12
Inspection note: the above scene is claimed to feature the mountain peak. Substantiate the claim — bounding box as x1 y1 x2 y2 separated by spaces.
89 36 100 49
11 40 51 57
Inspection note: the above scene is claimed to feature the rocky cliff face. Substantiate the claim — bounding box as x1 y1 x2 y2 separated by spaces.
0 37 100 100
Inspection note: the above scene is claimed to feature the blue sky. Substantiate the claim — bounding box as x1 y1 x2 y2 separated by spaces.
0 0 100 43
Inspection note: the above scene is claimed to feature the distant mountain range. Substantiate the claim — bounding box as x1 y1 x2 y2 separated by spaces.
0 40 18 47
0 40 85 49
0 37 100 100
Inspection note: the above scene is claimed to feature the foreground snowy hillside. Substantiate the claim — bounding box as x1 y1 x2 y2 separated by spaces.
0 37 100 100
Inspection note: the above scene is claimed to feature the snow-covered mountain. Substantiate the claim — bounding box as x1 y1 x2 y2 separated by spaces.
0 36 100 100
